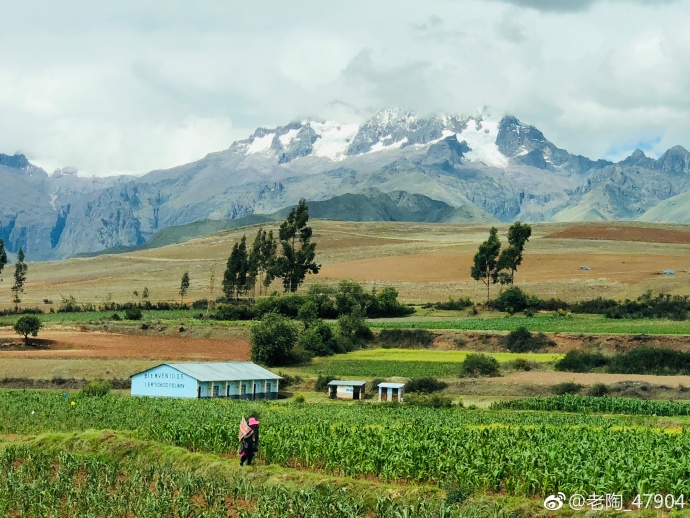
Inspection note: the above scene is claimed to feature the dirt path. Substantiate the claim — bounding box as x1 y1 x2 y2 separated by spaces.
0 330 250 361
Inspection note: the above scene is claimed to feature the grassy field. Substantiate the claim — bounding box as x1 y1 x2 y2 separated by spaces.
370 313 690 334
318 348 563 363
1 220 689 311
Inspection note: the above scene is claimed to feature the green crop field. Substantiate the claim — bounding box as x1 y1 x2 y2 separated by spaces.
369 313 690 334
3 390 690 513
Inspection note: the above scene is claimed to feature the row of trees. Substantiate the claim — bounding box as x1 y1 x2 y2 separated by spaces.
0 239 28 311
471 222 532 302
222 200 319 298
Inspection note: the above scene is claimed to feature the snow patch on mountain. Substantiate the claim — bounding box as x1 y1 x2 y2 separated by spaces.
370 136 408 153
311 121 359 160
457 118 508 168
247 133 275 154
278 129 300 146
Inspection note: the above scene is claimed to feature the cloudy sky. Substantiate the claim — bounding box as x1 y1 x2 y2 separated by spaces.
1 0 688 176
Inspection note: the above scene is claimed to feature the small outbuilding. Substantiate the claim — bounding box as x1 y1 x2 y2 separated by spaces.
662 269 676 275
377 382 405 402
131 362 282 399
327 380 366 400
579 266 591 271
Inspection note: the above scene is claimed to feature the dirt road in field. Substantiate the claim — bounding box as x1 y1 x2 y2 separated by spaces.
0 330 250 361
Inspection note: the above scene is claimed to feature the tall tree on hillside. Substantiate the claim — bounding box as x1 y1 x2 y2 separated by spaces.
223 236 251 299
497 222 532 284
179 271 190 303
249 228 278 296
471 227 501 303
275 199 319 292
0 239 7 281
11 248 27 311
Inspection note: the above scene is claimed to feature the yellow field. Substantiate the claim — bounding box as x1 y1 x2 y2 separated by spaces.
1 220 689 309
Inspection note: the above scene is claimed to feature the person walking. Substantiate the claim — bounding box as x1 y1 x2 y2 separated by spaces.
239 417 260 466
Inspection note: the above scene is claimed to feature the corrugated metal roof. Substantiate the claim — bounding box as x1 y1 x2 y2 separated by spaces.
161 362 282 382
327 380 366 387
378 383 405 388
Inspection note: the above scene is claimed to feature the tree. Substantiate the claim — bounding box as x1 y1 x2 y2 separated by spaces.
223 236 250 299
275 199 319 292
497 222 532 284
0 238 7 281
179 271 190 302
11 248 27 311
249 228 276 296
250 312 298 366
14 315 42 346
470 227 501 303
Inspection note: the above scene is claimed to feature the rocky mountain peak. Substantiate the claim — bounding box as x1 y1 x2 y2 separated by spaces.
0 153 30 169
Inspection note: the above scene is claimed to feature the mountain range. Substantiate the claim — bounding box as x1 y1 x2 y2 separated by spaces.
2 108 690 261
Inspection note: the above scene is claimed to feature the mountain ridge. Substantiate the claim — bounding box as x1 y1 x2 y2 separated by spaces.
2 109 689 261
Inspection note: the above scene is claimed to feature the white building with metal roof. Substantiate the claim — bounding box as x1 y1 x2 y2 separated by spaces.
377 382 404 402
326 380 366 400
131 362 282 399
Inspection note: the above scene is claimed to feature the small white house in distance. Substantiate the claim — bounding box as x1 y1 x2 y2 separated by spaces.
378 382 405 402
327 380 366 400
131 362 282 399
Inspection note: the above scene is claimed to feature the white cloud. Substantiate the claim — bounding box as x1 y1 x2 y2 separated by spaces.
1 0 690 175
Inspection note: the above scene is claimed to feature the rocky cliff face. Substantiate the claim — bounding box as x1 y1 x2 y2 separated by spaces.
2 109 690 260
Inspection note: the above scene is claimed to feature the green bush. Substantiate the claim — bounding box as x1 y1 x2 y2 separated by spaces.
80 379 112 397
212 302 256 321
405 377 448 394
124 307 143 320
111 313 121 321
503 326 555 353
404 393 454 408
250 312 299 367
377 329 435 349
433 297 473 311
552 382 583 395
491 286 532 313
608 348 690 375
298 321 339 356
314 375 338 392
461 354 500 377
555 350 609 372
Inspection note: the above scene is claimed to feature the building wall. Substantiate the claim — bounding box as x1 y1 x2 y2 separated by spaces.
131 365 198 398
334 385 363 399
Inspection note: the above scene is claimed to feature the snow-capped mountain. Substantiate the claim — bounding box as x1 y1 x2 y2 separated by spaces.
2 108 690 260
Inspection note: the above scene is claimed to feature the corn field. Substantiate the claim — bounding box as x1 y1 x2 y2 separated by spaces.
0 445 507 518
2 391 690 502
491 394 690 416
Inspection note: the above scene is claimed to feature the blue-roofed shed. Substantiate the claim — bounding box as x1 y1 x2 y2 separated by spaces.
662 269 676 275
131 362 282 399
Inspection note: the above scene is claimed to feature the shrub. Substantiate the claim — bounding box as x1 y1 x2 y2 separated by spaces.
377 329 435 349
57 295 81 313
369 377 386 393
111 313 121 321
298 321 339 356
587 383 609 397
43 298 53 305
461 354 500 377
555 350 609 372
250 312 298 367
254 294 308 318
404 393 454 408
505 358 535 371
191 299 210 310
433 297 473 311
124 307 143 320
503 326 555 353
406 377 448 394
276 372 302 390
552 382 583 395
445 481 474 505
293 393 306 403
212 302 256 321
491 286 532 313
608 348 690 375
314 375 338 392
80 379 111 397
